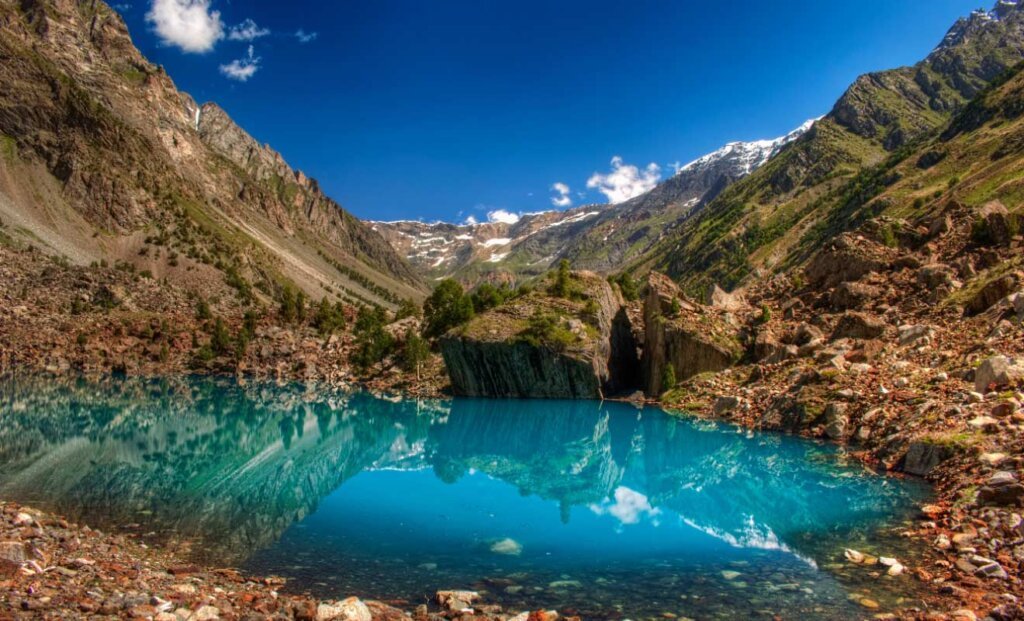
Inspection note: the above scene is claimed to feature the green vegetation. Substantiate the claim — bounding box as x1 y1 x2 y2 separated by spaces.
278 286 307 324
423 279 474 338
470 282 514 313
517 309 578 352
394 298 421 321
550 259 573 298
352 305 395 373
612 273 640 301
313 297 347 336
661 363 677 395
402 328 430 379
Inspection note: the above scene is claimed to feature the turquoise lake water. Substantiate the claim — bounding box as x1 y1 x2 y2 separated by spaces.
0 375 929 620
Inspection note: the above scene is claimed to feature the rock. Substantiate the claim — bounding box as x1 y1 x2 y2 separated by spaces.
977 471 1024 506
831 282 881 310
901 441 953 476
966 274 1021 315
440 272 634 398
973 556 1009 580
846 339 883 362
489 538 522 555
968 415 999 431
641 273 742 396
192 606 221 621
707 285 748 312
435 591 480 612
917 263 959 289
713 396 742 416
978 200 1016 246
317 598 372 621
831 312 886 341
975 356 1024 393
823 402 848 440
952 610 978 621
898 324 934 347
992 400 1019 417
720 570 741 580
0 541 27 563
844 548 865 563
804 233 894 289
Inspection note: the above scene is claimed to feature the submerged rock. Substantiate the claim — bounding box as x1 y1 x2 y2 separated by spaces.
489 538 523 556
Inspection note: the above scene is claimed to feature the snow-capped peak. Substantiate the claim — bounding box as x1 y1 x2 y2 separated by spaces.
676 118 817 177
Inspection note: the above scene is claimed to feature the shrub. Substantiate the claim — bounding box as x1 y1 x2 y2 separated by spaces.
402 328 430 378
195 298 212 321
661 363 677 394
615 273 640 301
352 305 395 373
313 298 347 335
471 282 512 313
518 310 577 352
395 298 421 321
423 279 474 338
549 259 573 298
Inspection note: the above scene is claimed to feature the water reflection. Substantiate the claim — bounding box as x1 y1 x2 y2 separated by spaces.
0 375 928 619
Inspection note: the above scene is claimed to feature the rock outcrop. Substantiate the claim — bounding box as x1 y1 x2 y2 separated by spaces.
440 272 638 398
642 273 742 396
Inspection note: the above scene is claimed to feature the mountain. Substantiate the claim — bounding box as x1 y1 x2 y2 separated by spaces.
629 0 1024 295
373 120 814 285
0 0 424 307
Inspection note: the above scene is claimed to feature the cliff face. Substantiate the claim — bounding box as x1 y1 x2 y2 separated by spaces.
641 273 742 396
439 272 639 398
0 0 423 306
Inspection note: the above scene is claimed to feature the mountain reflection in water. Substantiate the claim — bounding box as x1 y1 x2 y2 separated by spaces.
0 375 928 619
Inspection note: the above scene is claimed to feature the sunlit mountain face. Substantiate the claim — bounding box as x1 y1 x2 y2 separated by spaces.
0 375 927 619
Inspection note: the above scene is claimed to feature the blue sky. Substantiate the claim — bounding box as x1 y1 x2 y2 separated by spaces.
123 0 981 223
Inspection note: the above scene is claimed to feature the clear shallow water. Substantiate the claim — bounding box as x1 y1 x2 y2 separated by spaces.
0 375 929 620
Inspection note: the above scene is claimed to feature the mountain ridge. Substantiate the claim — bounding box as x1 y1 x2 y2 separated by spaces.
0 0 424 307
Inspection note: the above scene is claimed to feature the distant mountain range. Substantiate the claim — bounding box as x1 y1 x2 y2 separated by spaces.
373 119 814 284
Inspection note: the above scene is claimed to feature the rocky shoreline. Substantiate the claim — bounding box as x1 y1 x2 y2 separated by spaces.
0 500 557 621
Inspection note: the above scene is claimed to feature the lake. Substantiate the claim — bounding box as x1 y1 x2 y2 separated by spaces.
0 375 929 620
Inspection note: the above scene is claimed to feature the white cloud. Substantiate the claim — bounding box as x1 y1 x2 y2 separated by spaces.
586 156 661 204
668 161 683 174
589 487 661 526
219 45 260 81
228 18 269 42
146 0 224 53
550 182 572 208
464 215 479 225
487 209 520 224
295 29 318 43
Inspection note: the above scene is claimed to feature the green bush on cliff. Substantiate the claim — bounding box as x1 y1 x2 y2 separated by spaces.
402 328 431 379
661 363 677 394
423 279 474 338
470 282 513 313
518 310 577 353
612 273 640 301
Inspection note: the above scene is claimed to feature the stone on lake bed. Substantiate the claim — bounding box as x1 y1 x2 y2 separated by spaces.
489 538 523 555
316 598 372 621
720 570 742 580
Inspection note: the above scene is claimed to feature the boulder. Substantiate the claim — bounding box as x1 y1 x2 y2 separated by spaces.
641 273 742 396
975 356 1024 393
917 263 958 289
316 598 372 621
901 441 954 476
823 402 848 440
831 281 881 310
805 233 894 289
831 311 887 341
898 324 934 347
976 471 1024 507
977 201 1017 246
966 274 1020 316
713 395 742 416
707 284 748 312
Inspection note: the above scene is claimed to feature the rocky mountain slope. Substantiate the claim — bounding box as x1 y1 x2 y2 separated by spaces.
0 0 424 307
373 120 813 286
630 0 1024 297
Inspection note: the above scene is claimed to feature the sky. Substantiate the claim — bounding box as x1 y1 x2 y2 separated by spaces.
121 0 983 224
